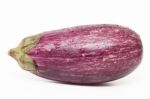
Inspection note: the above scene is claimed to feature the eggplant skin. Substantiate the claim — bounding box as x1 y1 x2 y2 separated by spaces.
12 24 143 84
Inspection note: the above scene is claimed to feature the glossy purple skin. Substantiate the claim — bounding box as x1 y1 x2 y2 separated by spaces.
28 24 142 84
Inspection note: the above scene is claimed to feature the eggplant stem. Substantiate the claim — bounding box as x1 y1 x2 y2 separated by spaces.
9 34 41 71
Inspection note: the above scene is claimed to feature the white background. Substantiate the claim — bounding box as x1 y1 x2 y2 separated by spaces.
0 0 149 99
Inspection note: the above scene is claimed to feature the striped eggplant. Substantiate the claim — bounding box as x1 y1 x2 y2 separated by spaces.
9 24 143 84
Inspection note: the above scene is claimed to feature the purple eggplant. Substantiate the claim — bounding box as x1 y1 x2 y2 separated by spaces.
9 24 143 84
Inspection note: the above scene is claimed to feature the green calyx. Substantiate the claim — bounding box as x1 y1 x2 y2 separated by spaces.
9 34 41 71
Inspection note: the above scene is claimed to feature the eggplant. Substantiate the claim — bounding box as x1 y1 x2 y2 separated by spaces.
9 24 143 84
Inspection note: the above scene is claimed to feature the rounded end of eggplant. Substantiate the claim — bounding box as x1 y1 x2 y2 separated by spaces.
9 34 41 71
